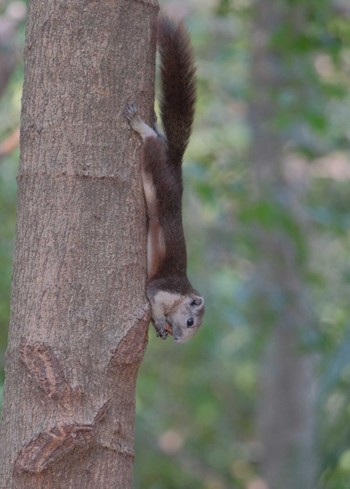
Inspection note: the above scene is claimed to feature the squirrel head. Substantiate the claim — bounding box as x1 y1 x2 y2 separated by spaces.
165 294 205 343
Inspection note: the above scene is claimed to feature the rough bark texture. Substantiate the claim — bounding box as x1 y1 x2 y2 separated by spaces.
249 1 316 488
0 1 159 488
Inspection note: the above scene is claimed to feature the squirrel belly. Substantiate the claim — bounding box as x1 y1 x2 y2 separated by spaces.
124 15 205 343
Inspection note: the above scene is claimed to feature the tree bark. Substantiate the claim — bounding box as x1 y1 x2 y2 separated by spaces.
0 1 158 488
249 1 316 488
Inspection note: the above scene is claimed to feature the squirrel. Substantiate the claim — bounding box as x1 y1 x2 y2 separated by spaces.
124 15 205 343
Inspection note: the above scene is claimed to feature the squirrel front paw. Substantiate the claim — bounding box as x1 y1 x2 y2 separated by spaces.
124 102 157 140
153 320 168 340
124 102 138 123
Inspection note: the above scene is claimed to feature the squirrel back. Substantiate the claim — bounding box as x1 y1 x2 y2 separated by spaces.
157 15 196 166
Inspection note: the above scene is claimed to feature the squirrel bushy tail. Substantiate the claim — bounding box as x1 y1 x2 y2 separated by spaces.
157 15 196 165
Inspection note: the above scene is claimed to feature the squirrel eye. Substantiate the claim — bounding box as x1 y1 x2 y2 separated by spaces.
187 318 194 327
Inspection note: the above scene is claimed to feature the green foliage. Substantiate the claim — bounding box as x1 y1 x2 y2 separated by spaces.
135 0 350 487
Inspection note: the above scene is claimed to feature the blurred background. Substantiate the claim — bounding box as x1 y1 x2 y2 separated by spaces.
1 0 350 487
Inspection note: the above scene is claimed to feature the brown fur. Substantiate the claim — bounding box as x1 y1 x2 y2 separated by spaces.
157 15 196 166
124 15 204 342
141 136 186 280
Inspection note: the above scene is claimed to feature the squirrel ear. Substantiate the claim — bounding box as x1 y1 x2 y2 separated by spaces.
190 296 204 309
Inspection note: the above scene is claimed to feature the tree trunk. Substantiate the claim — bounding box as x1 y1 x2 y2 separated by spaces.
249 1 316 488
0 1 158 488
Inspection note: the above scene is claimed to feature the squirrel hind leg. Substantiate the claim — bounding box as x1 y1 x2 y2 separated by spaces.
124 102 157 141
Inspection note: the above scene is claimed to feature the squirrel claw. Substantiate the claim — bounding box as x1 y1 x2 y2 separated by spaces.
155 327 168 340
124 102 138 122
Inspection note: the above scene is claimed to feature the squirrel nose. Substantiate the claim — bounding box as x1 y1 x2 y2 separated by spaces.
172 327 182 342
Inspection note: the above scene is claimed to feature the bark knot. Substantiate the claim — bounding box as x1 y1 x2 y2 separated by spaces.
19 341 74 405
108 306 150 368
15 423 95 474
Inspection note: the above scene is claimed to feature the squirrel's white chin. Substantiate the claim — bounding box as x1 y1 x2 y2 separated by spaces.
174 329 197 344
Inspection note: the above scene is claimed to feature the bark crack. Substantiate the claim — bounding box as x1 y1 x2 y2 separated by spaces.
17 172 129 183
100 442 135 460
